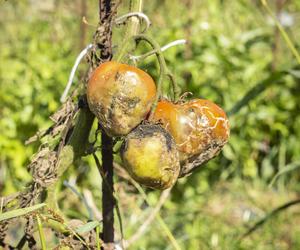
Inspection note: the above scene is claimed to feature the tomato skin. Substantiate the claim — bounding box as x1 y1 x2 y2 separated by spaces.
121 124 180 190
87 61 156 136
152 99 229 177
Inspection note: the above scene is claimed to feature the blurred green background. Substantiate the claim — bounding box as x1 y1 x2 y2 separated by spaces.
1 0 300 249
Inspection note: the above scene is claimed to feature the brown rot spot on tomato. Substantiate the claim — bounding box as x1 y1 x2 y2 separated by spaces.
120 124 180 189
87 61 156 136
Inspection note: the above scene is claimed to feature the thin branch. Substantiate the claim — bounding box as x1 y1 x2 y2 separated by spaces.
240 198 300 240
124 188 171 248
93 154 124 249
261 0 300 64
114 163 181 250
268 160 300 187
83 189 102 221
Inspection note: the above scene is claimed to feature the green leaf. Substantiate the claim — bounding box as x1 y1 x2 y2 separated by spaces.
227 71 286 116
269 161 300 187
75 220 101 234
0 203 46 222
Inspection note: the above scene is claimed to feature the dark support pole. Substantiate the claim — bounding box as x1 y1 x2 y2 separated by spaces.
101 132 114 245
98 0 115 248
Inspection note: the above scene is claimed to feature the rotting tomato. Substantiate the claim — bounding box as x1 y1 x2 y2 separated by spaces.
121 124 180 190
87 61 156 137
152 99 230 177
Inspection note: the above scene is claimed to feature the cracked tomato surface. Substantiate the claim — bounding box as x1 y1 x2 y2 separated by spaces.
152 99 230 176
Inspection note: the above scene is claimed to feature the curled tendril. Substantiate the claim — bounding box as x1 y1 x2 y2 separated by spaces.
115 12 151 33
60 44 94 103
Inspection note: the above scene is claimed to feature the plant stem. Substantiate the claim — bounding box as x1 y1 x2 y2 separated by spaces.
132 35 164 117
261 0 300 64
114 0 143 62
134 34 180 105
240 198 300 240
36 215 46 250
134 34 165 113
96 225 101 249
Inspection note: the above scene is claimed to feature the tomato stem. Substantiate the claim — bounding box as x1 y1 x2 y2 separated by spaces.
166 72 181 102
133 34 180 116
114 0 144 62
114 1 181 102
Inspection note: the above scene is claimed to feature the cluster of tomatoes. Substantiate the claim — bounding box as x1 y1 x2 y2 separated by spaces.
87 61 230 190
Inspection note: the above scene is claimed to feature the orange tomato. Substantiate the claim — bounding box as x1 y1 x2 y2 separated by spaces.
87 61 156 136
152 99 229 176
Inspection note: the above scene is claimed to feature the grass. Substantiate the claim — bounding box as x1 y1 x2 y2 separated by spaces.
2 180 299 249
122 179 300 250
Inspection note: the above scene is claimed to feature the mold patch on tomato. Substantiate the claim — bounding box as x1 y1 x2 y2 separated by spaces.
121 124 180 189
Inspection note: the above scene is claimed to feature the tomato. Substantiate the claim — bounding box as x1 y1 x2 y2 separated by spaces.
152 99 230 177
121 124 180 189
87 61 156 136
